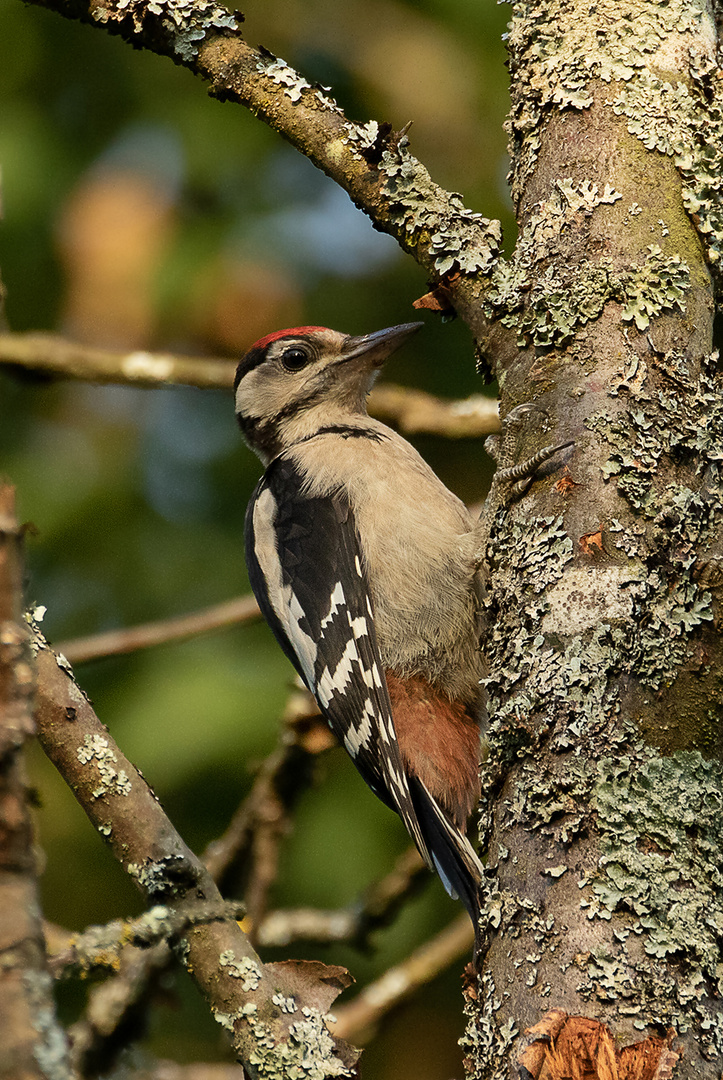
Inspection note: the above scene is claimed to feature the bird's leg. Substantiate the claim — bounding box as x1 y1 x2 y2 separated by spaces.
476 403 573 545
492 438 574 497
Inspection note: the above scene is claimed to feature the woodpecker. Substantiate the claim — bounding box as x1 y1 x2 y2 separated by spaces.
235 320 487 945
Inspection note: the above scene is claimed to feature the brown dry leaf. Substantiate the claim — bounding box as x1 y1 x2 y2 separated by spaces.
554 472 580 496
412 272 460 316
264 960 359 1074
579 528 605 556
265 959 354 1012
518 1012 680 1080
412 287 453 314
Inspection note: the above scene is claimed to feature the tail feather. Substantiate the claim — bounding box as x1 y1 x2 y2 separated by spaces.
407 774 485 952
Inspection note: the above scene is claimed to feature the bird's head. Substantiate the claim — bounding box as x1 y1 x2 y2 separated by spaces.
234 322 422 462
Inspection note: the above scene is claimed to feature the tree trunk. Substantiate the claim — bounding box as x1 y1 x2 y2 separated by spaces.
462 2 723 1076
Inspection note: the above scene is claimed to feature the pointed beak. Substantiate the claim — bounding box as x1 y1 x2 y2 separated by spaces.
341 322 423 368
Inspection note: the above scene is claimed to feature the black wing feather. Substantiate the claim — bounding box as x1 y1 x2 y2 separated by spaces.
245 455 432 865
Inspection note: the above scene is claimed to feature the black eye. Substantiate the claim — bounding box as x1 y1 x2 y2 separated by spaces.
281 346 311 372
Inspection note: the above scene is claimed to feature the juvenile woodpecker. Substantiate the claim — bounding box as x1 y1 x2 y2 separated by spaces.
235 322 485 940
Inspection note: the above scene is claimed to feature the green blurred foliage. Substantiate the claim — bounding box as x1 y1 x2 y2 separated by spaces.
0 0 512 1073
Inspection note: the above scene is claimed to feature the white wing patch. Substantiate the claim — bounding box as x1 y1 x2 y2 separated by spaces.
344 699 374 756
315 600 378 757
317 637 358 707
321 581 345 628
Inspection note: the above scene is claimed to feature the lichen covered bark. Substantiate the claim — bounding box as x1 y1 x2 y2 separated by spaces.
463 1 723 1076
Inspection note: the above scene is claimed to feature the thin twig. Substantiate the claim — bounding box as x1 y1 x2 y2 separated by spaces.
48 900 246 979
328 914 475 1043
57 595 261 665
68 940 173 1071
256 848 428 949
371 384 499 438
204 687 335 933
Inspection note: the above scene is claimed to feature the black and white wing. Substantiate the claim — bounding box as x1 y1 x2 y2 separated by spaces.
244 454 433 868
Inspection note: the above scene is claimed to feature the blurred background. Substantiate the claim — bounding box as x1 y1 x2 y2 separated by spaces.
0 0 512 1074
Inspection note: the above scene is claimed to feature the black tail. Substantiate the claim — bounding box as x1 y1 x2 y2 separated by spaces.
407 774 485 955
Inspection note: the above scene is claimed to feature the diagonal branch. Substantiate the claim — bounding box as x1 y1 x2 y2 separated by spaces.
33 636 359 1079
256 848 429 949
22 0 502 318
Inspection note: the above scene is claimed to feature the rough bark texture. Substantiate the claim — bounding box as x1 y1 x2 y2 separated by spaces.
0 488 73 1080
462 2 723 1077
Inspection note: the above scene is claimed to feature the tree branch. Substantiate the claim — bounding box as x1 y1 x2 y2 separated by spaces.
256 848 428 949
0 332 500 439
57 595 261 665
205 687 335 933
0 332 237 388
0 488 75 1078
328 914 474 1043
20 0 502 318
33 636 359 1078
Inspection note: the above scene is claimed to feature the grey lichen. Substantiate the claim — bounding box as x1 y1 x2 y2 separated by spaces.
483 512 579 724
256 54 343 114
504 0 720 276
612 65 723 273
624 570 714 690
484 190 690 347
219 950 262 991
581 349 722 688
619 245 690 331
460 970 519 1080
260 57 314 104
588 750 723 1055
272 992 298 1015
245 1006 352 1080
593 751 723 970
125 854 188 897
213 1001 258 1031
57 905 197 975
344 120 381 151
76 733 132 799
376 138 502 276
92 0 241 62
